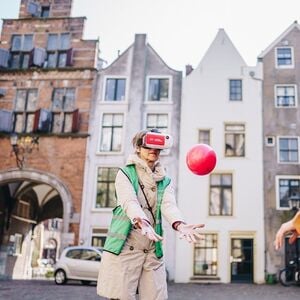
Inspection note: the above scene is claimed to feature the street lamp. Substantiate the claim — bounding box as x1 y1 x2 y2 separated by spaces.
288 194 300 212
10 134 39 169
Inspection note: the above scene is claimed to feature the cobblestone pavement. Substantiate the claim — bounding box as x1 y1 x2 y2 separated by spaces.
0 280 299 300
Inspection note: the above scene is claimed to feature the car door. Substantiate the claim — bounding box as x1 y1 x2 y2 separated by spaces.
76 249 101 280
64 249 83 278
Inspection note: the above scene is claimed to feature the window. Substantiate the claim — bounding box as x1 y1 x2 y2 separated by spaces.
96 167 118 208
194 234 218 276
276 47 293 68
41 6 50 17
199 130 210 145
275 85 296 107
0 110 13 132
146 114 168 132
148 78 169 101
277 177 300 208
225 124 245 157
229 80 242 101
46 33 71 68
99 113 123 152
14 89 38 133
105 78 126 101
91 228 108 247
209 174 232 216
51 88 77 133
10 34 33 69
278 137 298 163
265 136 275 147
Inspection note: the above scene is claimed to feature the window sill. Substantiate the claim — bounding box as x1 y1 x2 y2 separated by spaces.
190 276 221 282
0 132 89 138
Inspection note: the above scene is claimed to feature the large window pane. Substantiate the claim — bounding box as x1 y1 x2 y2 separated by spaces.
60 33 70 50
11 35 22 51
194 234 218 276
209 174 232 216
96 167 118 208
225 124 245 157
23 35 33 51
148 78 169 101
47 34 58 50
279 137 298 163
146 114 168 132
105 79 126 101
100 114 124 152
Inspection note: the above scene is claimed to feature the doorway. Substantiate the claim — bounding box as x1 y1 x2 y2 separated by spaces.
230 238 253 283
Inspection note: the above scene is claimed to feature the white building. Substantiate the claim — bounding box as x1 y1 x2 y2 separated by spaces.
79 34 182 280
176 29 265 283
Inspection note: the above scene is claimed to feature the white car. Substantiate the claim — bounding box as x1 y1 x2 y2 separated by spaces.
54 246 102 285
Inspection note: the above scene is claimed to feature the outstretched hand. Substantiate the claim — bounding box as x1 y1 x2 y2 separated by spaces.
133 217 163 242
274 220 297 250
177 223 205 243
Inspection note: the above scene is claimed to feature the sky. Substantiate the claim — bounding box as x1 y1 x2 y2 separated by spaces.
1 0 300 72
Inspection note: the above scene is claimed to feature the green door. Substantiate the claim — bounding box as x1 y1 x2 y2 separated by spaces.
231 238 253 283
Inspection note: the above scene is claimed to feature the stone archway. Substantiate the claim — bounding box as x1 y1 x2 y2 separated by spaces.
0 168 72 233
0 168 74 279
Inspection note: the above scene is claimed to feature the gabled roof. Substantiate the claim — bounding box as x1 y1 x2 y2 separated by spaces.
195 28 246 70
258 21 300 59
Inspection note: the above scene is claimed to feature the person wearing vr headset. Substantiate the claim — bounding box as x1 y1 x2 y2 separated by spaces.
97 129 205 300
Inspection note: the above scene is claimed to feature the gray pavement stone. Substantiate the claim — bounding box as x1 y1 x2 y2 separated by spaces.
0 280 299 300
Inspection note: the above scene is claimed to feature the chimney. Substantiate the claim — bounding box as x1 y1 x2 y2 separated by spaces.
185 64 193 76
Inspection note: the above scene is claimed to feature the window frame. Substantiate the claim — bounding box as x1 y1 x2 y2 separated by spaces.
45 33 71 68
10 34 34 69
209 173 233 216
91 228 108 247
274 84 297 108
277 136 299 164
229 79 242 101
193 233 218 277
224 123 245 157
276 175 300 210
103 76 127 102
95 167 118 209
98 113 124 153
145 75 172 103
13 88 38 133
198 129 211 145
275 47 294 69
50 87 78 134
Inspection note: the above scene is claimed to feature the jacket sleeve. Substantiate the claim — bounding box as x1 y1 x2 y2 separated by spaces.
161 183 185 225
115 170 150 223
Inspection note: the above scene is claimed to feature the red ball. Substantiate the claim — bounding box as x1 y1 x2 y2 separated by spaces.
186 144 217 175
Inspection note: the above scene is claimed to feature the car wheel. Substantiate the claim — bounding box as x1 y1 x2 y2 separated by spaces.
81 280 91 285
54 269 67 285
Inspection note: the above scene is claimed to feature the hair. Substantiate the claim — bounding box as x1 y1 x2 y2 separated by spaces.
132 130 148 148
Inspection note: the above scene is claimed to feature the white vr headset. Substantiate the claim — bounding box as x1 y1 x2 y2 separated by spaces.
142 131 173 150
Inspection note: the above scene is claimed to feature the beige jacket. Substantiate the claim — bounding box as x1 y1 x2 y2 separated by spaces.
97 154 184 300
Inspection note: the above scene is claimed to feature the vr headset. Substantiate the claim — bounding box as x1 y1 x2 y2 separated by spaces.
142 131 173 150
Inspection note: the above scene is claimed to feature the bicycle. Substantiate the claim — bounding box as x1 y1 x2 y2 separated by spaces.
279 257 300 286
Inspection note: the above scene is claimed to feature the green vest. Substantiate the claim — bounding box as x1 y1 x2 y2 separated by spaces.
103 164 171 258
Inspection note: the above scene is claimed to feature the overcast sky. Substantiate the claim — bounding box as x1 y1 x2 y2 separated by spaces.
1 0 300 72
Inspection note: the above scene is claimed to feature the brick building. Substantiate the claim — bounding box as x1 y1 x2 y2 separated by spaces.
0 0 97 279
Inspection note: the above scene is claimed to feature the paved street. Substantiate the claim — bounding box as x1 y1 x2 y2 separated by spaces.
0 280 299 300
